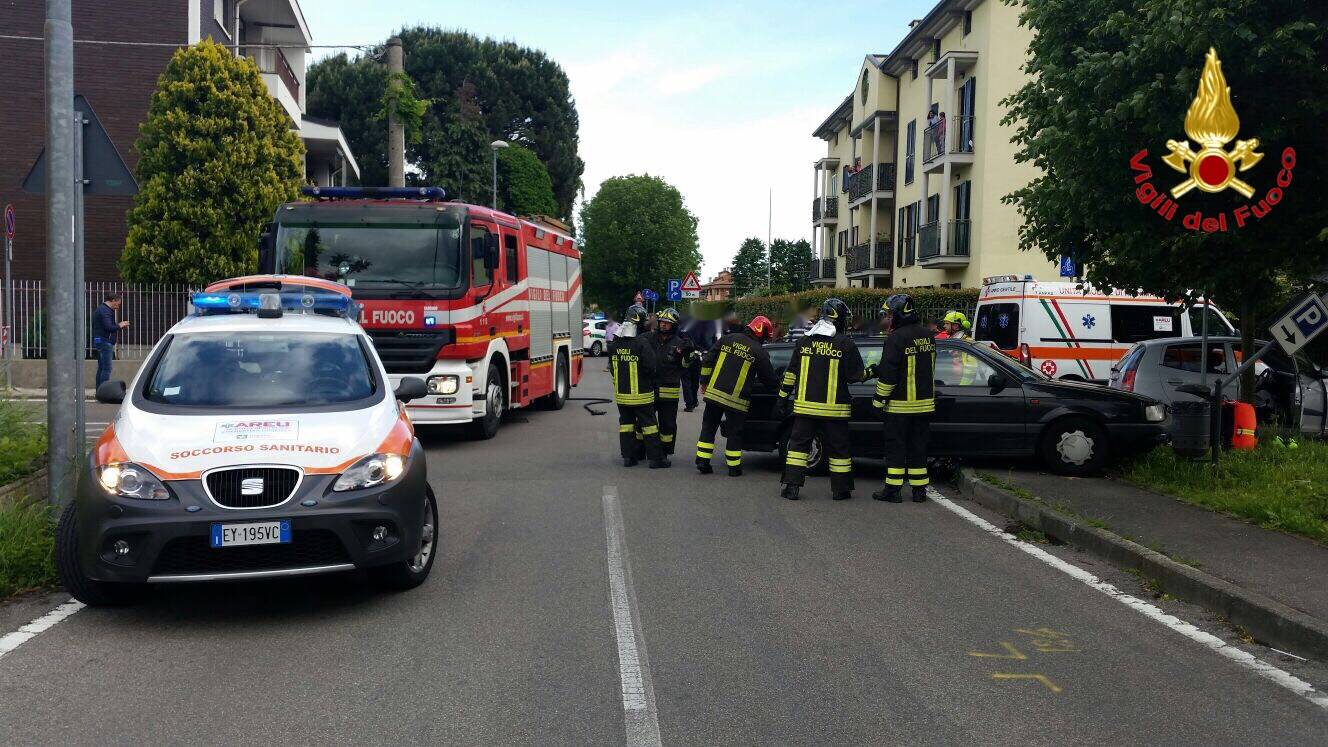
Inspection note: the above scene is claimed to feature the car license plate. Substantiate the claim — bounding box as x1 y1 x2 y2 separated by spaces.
210 520 291 548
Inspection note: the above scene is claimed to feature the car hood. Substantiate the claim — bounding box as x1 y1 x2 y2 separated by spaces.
1028 377 1160 405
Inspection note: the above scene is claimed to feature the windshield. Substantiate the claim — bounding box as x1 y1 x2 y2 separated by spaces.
144 332 378 408
276 223 464 291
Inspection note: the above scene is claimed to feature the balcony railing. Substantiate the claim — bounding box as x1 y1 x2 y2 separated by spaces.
948 218 972 256
807 257 836 281
876 163 896 192
812 197 838 222
246 46 300 102
951 115 975 154
923 120 945 163
917 220 942 259
846 164 873 203
924 115 976 163
846 241 892 274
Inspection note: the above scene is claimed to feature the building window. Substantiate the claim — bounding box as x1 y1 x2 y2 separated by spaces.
911 59 919 79
954 180 972 220
860 70 869 105
963 11 973 36
904 120 916 185
932 38 941 61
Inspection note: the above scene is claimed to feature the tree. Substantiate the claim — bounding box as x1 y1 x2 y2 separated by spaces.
1003 0 1328 397
579 175 700 312
729 238 768 297
497 144 558 216
769 238 813 294
306 29 584 219
121 40 303 284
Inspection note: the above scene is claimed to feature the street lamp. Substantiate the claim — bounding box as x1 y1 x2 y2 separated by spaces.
490 140 509 209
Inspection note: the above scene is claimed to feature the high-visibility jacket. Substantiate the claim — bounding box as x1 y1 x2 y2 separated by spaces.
648 330 696 401
874 322 937 414
700 329 778 412
778 332 865 419
610 333 658 406
951 341 981 386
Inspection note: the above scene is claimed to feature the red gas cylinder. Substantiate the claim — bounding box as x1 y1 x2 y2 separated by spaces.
1230 401 1258 450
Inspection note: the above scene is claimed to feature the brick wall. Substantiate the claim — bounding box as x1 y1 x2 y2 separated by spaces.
0 1 189 281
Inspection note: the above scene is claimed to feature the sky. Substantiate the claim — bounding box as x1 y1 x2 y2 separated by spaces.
303 0 937 277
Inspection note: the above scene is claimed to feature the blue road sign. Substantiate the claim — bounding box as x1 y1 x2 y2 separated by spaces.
4 204 14 240
1270 294 1328 354
642 288 658 302
1059 256 1076 277
666 279 682 302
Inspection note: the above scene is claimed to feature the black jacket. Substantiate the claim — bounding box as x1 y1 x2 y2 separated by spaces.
874 322 937 415
649 329 696 397
700 329 778 412
778 332 866 419
93 303 119 344
610 333 658 406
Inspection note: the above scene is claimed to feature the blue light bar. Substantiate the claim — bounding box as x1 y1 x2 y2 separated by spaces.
191 290 353 317
300 186 447 201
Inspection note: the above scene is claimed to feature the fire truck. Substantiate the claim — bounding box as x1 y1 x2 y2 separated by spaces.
257 186 583 439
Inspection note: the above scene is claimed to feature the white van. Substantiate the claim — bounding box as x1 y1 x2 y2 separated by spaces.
973 276 1234 383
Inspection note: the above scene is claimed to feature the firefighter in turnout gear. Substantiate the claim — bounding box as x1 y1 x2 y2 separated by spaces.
649 307 695 455
610 304 670 469
872 294 936 503
777 298 870 502
696 315 778 476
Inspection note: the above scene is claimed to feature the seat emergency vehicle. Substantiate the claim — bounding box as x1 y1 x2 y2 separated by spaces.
258 186 583 439
56 276 437 605
974 276 1234 383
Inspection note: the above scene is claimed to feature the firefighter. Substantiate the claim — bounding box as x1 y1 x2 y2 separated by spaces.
610 304 669 469
872 294 937 503
696 314 778 476
776 298 872 501
649 307 695 455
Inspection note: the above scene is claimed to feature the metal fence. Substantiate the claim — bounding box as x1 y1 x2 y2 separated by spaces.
1 280 193 360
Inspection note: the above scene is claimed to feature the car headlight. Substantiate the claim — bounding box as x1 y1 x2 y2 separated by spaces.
97 462 170 500
427 375 460 395
333 453 406 492
1144 403 1167 422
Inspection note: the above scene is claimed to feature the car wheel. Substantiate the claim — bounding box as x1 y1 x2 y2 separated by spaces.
372 485 438 591
539 354 569 410
1039 417 1108 476
591 341 603 357
55 501 144 606
467 362 505 440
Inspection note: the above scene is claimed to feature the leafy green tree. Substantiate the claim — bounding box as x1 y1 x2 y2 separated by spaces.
420 79 489 202
1003 0 1328 397
580 175 700 312
769 238 813 294
497 144 558 216
121 40 303 284
729 238 768 297
307 53 387 185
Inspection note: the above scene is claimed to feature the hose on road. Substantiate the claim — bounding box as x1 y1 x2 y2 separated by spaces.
568 397 613 416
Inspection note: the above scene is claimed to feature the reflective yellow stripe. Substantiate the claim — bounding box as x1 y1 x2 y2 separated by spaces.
734 359 751 398
797 354 810 404
697 441 714 449
907 468 928 475
658 386 681 396
704 388 749 412
619 424 634 433
629 362 639 395
642 425 659 435
829 464 852 473
908 476 930 486
906 356 916 402
615 393 655 405
827 357 839 406
700 367 713 377
886 399 935 414
884 476 905 486
876 382 895 396
726 457 742 467
887 468 906 475
709 352 727 389
782 371 796 384
661 434 674 443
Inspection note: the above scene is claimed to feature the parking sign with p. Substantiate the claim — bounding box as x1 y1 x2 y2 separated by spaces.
1270 294 1328 355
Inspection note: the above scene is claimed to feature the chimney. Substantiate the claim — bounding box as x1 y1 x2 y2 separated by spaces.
909 19 922 28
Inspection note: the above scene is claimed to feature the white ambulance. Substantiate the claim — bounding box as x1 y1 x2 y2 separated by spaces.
973 276 1234 383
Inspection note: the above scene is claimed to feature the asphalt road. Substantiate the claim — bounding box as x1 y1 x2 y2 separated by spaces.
1 372 1326 745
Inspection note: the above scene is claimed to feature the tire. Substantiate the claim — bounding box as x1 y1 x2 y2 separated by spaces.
778 429 828 475
590 341 603 357
372 485 438 591
1039 416 1108 476
466 362 505 440
55 501 144 607
539 354 569 411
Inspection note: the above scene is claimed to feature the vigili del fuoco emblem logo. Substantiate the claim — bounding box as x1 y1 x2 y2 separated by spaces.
1129 48 1297 232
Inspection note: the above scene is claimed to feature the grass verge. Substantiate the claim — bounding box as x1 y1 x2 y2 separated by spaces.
0 499 58 597
0 397 46 485
1119 439 1328 545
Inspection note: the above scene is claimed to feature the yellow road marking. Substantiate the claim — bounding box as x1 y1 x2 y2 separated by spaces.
967 642 1027 660
990 673 1062 694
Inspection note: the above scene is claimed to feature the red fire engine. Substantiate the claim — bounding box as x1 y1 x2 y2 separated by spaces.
257 186 583 439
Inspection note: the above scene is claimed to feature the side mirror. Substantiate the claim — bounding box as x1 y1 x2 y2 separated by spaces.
257 223 276 273
484 233 500 271
96 380 127 404
394 376 427 402
987 373 1008 392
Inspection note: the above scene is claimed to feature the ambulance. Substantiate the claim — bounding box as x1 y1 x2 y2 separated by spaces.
56 276 437 605
973 276 1234 383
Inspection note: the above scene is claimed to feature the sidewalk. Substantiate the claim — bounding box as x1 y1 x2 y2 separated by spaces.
987 469 1328 625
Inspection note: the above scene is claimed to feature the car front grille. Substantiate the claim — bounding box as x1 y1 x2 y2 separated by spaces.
367 329 454 373
151 530 351 576
205 467 300 509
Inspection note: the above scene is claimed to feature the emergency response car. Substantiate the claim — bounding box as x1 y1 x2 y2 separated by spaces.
257 186 583 439
974 276 1234 383
56 276 437 606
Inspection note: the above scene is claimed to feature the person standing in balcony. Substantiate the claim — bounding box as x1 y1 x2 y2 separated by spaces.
935 111 947 155
92 294 130 388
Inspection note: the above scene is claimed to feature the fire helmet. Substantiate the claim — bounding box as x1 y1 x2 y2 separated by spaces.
747 315 775 342
881 294 919 328
820 298 851 332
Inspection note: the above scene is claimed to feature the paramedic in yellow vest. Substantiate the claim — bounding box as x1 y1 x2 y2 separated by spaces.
695 314 778 476
610 304 669 469
872 294 937 503
776 298 872 501
943 310 980 385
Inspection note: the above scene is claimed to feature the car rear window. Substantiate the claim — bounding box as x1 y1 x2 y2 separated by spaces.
1111 305 1182 344
1161 343 1227 373
975 303 1019 350
767 345 794 373
145 332 378 407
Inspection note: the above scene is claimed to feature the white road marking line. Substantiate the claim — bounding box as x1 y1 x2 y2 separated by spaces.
930 487 1328 711
602 485 663 747
0 600 85 660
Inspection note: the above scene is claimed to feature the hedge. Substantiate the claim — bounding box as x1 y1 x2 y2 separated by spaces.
732 287 979 330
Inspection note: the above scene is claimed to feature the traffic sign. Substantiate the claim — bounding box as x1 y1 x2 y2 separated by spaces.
666 279 682 302
681 271 701 300
1058 256 1076 278
642 288 658 302
1269 294 1328 355
4 204 14 240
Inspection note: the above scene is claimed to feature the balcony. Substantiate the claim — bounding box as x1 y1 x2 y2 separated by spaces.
847 162 896 206
845 240 892 276
245 46 302 122
808 257 837 283
923 115 975 173
812 196 838 224
917 219 971 268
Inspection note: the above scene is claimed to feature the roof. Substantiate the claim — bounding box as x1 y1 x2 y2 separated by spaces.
300 117 361 180
879 0 976 76
812 95 854 140
169 311 362 337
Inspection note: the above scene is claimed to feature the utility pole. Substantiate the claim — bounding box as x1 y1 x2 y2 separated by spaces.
490 140 509 209
766 188 772 290
45 0 78 506
386 36 405 187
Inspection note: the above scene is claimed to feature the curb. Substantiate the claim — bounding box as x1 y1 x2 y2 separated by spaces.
956 467 1328 662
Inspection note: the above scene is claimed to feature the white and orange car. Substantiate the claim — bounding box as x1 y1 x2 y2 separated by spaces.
56 276 436 605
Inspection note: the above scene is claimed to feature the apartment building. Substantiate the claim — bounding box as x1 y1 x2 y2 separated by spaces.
809 0 1058 290
0 0 359 281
